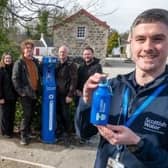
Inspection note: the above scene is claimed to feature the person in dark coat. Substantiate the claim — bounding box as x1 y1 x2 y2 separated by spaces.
12 39 41 145
76 8 168 168
76 46 102 100
0 53 17 138
75 46 102 143
56 45 78 144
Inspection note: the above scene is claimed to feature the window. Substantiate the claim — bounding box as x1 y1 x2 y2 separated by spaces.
35 48 40 56
77 26 86 39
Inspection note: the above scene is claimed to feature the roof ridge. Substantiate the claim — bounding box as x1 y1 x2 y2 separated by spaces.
54 8 110 30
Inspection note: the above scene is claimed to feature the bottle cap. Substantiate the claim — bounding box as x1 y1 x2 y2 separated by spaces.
98 78 113 94
99 79 108 87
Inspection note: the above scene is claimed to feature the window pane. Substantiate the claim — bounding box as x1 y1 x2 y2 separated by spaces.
77 26 85 38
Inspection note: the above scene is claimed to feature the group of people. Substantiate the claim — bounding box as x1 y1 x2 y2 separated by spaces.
0 39 102 146
0 7 168 168
55 45 102 145
0 40 41 145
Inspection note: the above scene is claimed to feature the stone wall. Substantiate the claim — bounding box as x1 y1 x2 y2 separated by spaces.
53 13 109 59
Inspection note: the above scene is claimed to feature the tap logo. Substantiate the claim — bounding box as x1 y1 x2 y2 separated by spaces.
49 94 54 99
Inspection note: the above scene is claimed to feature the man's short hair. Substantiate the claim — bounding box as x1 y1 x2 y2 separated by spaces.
58 45 69 53
84 46 94 54
131 8 168 31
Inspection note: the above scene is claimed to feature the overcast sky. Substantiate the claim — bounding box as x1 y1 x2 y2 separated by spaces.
77 0 168 33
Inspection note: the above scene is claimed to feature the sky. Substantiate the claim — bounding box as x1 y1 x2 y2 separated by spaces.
77 0 168 33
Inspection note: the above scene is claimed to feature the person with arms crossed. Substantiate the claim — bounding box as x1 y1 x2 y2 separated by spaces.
76 8 168 168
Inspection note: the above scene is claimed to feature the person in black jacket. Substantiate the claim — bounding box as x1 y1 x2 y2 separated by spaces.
76 46 102 101
56 45 77 144
0 53 17 138
75 46 102 143
12 40 41 145
76 8 168 168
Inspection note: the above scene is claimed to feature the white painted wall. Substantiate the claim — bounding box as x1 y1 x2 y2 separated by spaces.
34 47 55 56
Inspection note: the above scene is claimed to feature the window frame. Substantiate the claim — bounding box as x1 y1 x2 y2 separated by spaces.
76 26 86 39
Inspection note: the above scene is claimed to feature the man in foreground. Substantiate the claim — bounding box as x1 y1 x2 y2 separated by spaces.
77 8 168 167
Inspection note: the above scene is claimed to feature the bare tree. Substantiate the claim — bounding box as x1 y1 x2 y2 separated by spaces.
5 0 104 27
1 0 103 41
5 0 63 27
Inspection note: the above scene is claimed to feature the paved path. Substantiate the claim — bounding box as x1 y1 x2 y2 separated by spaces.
102 57 135 78
0 135 98 168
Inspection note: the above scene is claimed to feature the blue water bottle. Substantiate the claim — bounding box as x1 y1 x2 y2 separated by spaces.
90 80 112 125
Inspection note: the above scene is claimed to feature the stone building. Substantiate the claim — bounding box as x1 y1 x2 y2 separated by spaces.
53 9 110 58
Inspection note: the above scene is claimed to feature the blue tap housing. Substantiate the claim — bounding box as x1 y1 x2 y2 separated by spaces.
41 56 57 143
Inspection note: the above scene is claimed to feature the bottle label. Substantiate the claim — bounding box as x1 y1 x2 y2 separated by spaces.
96 113 106 121
90 82 112 125
96 99 107 121
91 95 111 125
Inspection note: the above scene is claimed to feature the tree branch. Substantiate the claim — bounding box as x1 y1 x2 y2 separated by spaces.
30 0 64 9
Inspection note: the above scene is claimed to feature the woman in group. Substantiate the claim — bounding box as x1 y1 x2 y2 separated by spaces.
0 53 17 138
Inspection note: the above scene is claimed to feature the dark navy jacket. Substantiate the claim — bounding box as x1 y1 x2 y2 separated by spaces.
76 67 168 168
